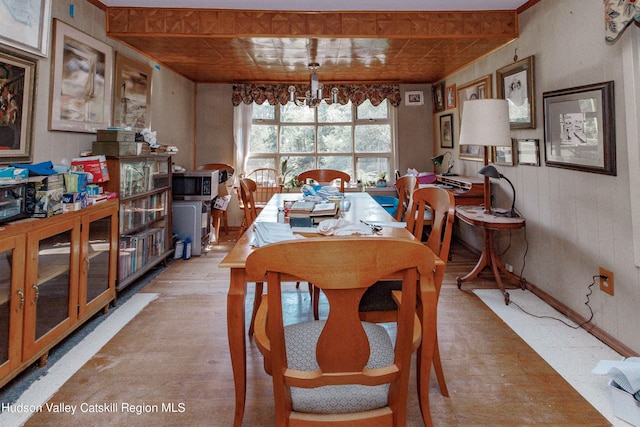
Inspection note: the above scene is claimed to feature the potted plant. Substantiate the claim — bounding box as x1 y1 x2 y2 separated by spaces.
376 171 387 187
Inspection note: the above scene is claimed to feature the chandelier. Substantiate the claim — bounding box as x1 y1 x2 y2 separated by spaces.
288 63 338 107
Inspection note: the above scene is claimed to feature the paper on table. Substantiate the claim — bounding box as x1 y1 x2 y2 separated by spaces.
365 221 407 228
251 222 303 247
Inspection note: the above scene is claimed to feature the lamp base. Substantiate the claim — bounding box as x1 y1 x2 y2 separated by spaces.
492 208 520 218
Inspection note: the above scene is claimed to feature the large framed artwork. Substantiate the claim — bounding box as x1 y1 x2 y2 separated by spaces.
113 52 153 130
0 0 51 57
0 48 36 163
543 81 616 175
457 75 492 161
497 55 535 129
49 19 114 133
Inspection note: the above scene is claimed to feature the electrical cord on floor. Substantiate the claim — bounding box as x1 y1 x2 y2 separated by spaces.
510 274 597 329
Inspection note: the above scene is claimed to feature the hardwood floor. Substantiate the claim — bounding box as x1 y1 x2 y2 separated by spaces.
21 236 610 426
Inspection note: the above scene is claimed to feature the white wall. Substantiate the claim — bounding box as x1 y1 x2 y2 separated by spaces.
435 0 640 354
26 0 195 169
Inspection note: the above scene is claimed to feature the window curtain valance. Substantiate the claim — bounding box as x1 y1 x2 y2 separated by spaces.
232 83 402 107
605 0 640 42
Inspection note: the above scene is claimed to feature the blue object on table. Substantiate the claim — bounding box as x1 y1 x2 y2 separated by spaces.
10 160 57 176
372 195 399 218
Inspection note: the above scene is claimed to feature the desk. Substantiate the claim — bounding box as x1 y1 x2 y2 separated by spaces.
219 192 444 426
455 205 526 304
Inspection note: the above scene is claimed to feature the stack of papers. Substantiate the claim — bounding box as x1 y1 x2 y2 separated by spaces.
252 222 302 247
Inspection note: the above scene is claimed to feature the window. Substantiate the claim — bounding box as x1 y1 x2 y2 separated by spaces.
247 100 396 187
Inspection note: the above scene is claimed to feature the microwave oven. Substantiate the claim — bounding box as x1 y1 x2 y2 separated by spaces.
172 170 219 201
0 182 32 224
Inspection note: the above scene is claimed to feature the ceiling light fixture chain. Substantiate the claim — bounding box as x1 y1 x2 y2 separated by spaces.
288 63 338 108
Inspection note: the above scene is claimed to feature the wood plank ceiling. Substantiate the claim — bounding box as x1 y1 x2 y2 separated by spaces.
103 7 522 84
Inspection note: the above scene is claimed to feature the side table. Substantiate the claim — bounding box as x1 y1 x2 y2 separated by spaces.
455 205 527 304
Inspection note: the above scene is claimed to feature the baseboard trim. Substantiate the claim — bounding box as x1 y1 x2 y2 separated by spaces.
454 238 637 357
524 283 637 357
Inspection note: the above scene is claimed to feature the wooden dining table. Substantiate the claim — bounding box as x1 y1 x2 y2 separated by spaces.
219 191 444 426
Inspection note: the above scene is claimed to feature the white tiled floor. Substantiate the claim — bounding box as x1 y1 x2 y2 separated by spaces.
474 289 632 427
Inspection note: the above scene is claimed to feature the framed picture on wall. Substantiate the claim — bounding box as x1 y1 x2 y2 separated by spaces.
405 90 424 106
543 81 616 175
439 114 454 148
49 19 114 133
113 52 153 130
432 81 445 112
457 75 492 161
516 138 540 166
492 138 515 166
497 55 535 129
446 84 456 109
0 49 36 163
0 0 51 57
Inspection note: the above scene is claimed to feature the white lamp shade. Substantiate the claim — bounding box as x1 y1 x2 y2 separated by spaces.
458 99 511 147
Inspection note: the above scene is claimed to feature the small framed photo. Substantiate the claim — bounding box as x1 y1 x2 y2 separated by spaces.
432 82 445 112
497 55 535 129
492 138 515 166
0 48 37 163
49 19 114 133
459 144 484 162
516 139 540 166
405 90 424 106
446 84 456 109
543 81 616 175
439 114 454 148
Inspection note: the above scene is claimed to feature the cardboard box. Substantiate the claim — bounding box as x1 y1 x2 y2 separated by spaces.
32 188 64 218
96 129 136 142
92 140 137 156
0 167 28 181
608 379 640 426
70 155 109 183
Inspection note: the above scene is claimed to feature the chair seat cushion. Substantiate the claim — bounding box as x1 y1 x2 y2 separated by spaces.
359 280 403 312
284 320 394 414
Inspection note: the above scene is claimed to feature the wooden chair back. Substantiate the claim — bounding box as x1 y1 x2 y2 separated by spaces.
239 178 258 228
245 168 282 204
394 175 418 221
406 187 455 262
247 237 437 426
297 169 350 192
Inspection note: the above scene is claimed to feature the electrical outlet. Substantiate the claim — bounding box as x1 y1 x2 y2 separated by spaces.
599 267 614 296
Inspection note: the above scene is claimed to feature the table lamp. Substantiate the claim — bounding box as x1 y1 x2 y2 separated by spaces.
478 165 519 217
458 99 511 213
431 152 456 175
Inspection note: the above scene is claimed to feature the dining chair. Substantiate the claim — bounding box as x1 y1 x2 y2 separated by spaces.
295 168 351 311
245 167 282 205
247 237 438 427
359 186 455 398
239 177 263 336
197 163 234 242
297 169 350 192
394 175 418 221
237 168 283 237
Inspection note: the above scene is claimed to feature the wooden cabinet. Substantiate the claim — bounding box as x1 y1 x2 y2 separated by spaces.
0 200 117 388
103 155 172 291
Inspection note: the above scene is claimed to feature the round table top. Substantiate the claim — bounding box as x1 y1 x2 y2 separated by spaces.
455 205 525 230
